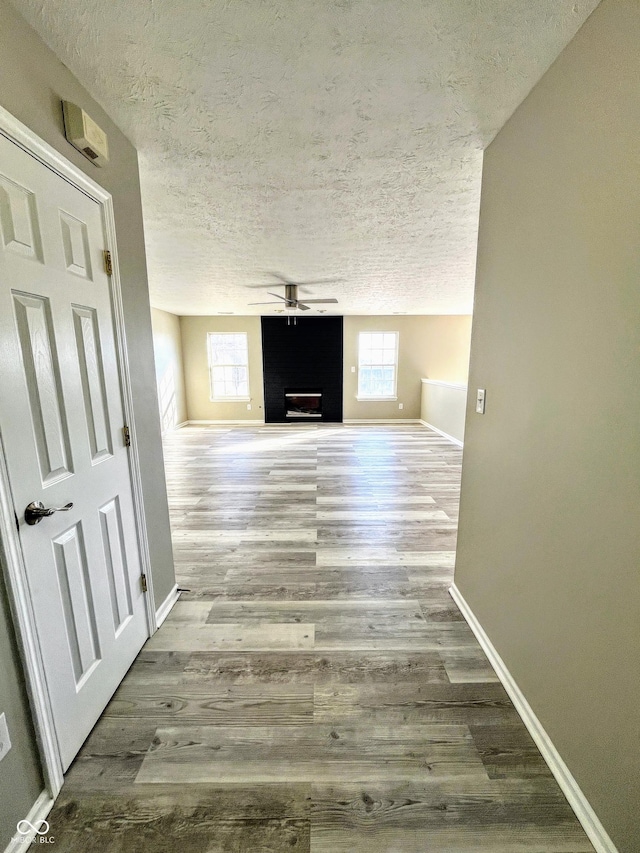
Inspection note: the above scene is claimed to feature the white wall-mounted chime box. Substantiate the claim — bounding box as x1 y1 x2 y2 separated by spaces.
62 101 109 167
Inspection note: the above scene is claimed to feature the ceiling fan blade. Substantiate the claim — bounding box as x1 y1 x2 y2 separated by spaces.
245 281 301 290
244 283 280 289
266 292 290 302
248 300 288 305
267 272 295 285
296 298 339 304
297 303 312 311
267 272 343 287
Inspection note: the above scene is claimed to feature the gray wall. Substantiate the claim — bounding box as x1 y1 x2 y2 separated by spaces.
0 1 175 844
455 1 640 850
151 308 188 431
0 574 42 848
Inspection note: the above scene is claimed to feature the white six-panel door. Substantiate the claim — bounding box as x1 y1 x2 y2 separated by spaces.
0 132 149 771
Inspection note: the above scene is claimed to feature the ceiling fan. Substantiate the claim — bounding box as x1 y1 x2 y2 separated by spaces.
248 272 339 311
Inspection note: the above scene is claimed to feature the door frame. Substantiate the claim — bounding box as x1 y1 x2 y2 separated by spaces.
0 105 156 798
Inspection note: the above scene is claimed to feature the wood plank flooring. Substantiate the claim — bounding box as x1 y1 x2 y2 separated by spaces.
47 424 593 851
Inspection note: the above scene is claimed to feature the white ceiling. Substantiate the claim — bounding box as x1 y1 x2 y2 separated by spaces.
13 0 598 315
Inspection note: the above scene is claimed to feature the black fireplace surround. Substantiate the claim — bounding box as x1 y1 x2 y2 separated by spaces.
261 316 343 423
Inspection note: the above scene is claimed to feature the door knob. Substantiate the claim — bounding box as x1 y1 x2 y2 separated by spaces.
24 501 74 526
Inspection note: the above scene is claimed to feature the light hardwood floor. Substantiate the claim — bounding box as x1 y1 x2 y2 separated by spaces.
47 424 594 851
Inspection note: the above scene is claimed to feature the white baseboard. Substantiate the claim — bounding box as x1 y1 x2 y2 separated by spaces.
3 790 55 853
419 419 464 447
187 419 265 425
161 420 189 436
449 583 619 853
155 584 180 629
343 418 421 424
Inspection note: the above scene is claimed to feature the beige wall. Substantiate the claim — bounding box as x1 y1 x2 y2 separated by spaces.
151 308 187 431
180 315 471 423
181 316 265 421
455 2 640 850
343 315 471 420
0 2 176 843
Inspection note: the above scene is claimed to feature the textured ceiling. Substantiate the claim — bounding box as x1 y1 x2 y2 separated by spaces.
12 0 599 315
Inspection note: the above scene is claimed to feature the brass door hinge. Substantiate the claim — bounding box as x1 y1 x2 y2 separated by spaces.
141 574 148 593
123 425 131 447
103 250 113 276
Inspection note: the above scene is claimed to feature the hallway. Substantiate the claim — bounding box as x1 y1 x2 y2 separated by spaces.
46 424 593 851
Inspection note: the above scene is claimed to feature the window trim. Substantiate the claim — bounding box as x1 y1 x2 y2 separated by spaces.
356 330 399 400
207 332 251 402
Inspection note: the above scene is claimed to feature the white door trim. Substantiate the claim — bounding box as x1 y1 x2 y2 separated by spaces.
0 105 155 798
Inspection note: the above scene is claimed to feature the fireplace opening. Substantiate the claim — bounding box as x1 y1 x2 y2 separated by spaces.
285 390 322 419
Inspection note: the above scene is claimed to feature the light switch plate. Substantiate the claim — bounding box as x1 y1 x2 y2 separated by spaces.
476 389 486 414
0 713 11 762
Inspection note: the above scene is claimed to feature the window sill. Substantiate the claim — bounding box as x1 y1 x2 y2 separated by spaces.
356 396 398 402
210 397 251 403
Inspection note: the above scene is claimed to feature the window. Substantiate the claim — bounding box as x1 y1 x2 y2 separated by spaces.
207 332 250 400
357 331 398 399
